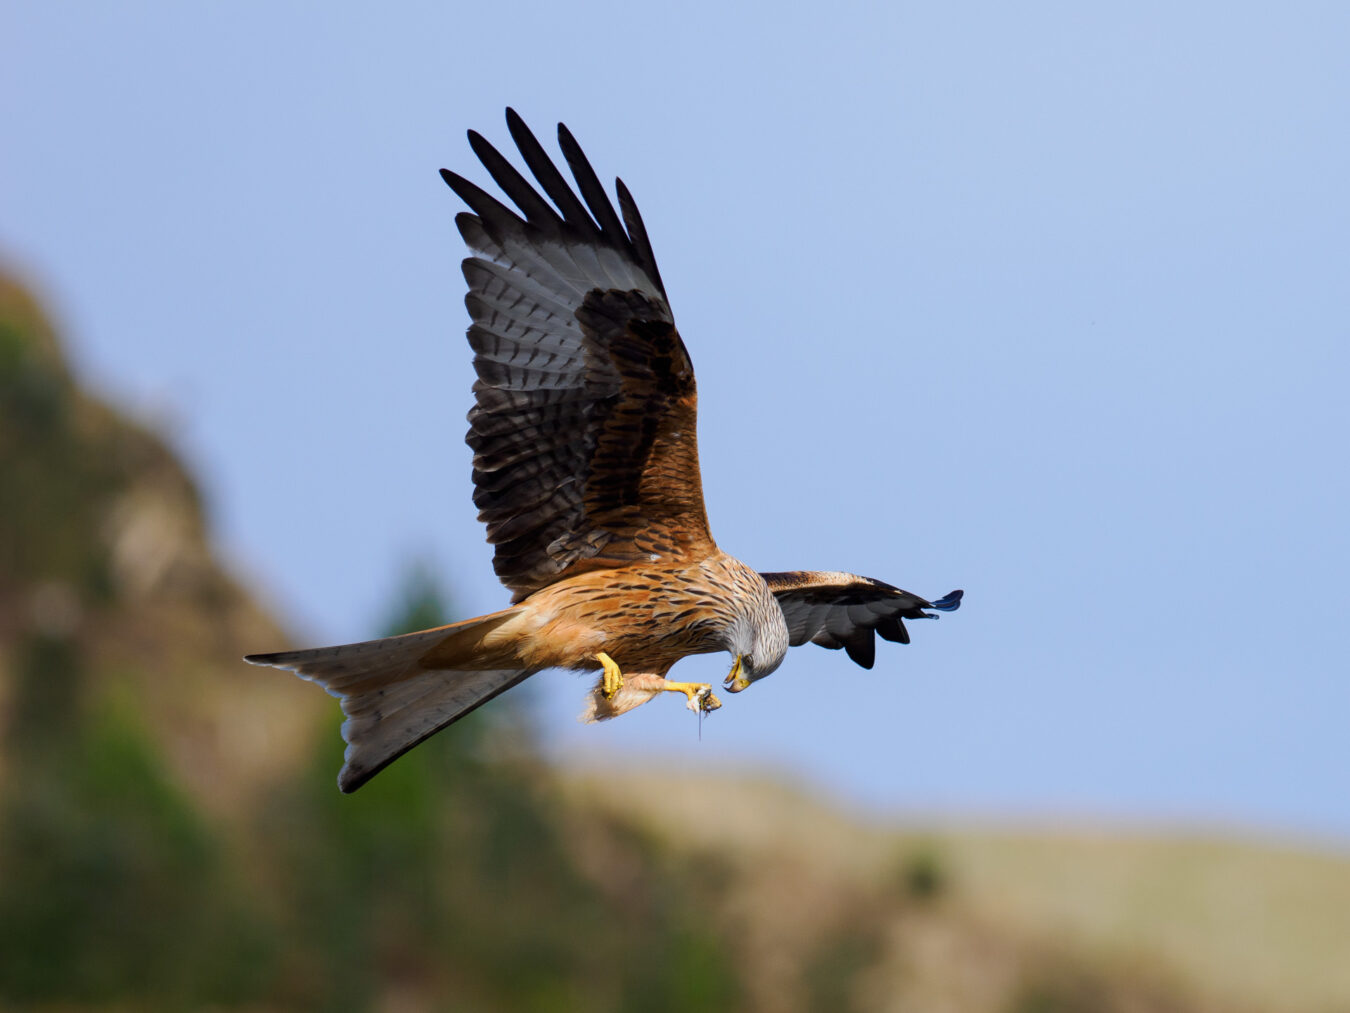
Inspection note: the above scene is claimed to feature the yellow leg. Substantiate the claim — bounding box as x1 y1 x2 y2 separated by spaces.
660 681 722 714
597 652 624 699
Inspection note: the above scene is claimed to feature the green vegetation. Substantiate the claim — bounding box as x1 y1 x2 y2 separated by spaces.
0 630 274 1006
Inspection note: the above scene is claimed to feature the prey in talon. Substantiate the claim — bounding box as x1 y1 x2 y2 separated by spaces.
582 651 722 721
686 685 722 715
245 108 962 793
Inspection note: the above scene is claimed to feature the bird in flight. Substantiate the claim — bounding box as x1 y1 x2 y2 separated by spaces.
246 109 962 792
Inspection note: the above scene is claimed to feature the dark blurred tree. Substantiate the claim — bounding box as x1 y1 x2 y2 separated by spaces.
0 631 275 1007
896 841 950 903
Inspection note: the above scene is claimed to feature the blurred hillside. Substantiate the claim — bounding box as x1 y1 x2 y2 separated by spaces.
2 270 1348 1012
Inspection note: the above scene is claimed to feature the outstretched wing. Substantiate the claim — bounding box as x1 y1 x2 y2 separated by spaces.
441 109 715 602
761 571 963 669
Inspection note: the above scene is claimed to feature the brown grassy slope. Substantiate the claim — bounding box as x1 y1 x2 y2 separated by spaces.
565 768 1350 1013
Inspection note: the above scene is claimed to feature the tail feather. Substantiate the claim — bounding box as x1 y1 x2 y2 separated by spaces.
337 665 530 792
245 609 530 792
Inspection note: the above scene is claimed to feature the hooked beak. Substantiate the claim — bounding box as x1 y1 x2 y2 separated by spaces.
723 654 752 693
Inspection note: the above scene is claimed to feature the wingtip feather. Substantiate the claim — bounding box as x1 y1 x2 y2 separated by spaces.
929 589 964 612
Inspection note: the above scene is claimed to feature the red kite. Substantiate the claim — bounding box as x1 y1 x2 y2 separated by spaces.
247 110 962 792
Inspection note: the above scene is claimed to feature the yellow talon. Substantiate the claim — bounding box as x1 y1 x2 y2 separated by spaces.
597 651 624 699
662 681 722 714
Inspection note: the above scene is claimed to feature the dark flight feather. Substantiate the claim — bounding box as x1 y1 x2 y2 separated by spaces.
761 571 963 671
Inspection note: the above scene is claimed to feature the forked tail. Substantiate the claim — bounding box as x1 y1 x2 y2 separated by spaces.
245 608 527 792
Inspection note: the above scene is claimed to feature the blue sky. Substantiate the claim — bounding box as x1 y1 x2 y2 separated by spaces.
5 2 1348 840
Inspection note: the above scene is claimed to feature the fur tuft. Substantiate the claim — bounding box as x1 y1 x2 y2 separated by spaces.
578 672 669 723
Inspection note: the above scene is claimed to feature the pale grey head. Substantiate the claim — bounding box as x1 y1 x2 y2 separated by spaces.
721 576 789 693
